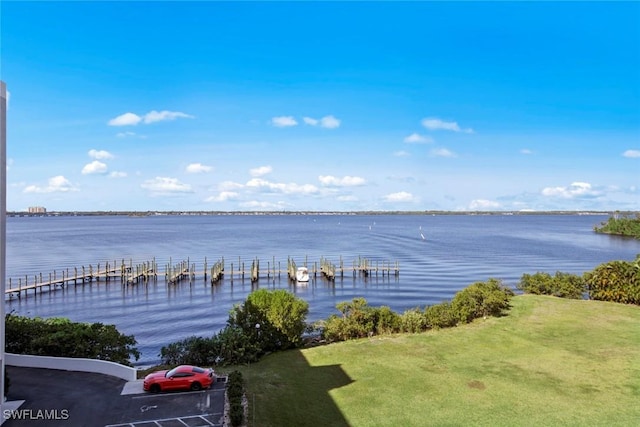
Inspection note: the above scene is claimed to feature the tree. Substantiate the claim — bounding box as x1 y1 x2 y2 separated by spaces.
230 289 309 350
5 315 139 366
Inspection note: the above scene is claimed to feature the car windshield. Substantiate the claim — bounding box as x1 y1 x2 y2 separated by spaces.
192 367 206 374
165 368 179 378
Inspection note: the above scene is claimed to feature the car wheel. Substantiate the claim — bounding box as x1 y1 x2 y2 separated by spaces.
190 382 202 391
149 384 160 393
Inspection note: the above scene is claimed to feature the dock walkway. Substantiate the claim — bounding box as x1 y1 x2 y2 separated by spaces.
4 256 399 299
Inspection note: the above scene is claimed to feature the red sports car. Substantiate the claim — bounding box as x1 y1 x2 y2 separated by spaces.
143 365 215 393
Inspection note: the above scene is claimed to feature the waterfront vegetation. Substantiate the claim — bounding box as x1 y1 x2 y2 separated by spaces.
234 295 640 426
594 213 640 239
5 315 140 366
6 253 639 425
159 256 639 369
158 280 514 367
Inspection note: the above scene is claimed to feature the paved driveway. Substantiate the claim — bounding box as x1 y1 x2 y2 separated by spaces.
5 366 226 427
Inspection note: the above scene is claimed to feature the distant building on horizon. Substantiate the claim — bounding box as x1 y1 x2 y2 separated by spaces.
28 206 46 213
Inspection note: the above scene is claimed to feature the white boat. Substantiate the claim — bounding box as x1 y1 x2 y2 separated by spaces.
296 266 309 283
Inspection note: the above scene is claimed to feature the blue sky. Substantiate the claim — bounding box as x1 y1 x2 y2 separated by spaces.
2 1 639 212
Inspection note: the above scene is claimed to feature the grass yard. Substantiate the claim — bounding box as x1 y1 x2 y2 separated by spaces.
232 295 640 426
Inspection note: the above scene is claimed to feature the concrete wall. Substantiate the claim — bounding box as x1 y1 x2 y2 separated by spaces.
5 353 137 382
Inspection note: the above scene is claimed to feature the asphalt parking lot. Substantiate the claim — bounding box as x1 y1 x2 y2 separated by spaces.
5 366 226 427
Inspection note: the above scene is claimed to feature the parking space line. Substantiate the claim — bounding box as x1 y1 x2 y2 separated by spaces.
131 388 224 400
105 412 223 427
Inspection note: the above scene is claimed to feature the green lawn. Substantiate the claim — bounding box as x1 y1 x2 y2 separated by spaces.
231 295 640 426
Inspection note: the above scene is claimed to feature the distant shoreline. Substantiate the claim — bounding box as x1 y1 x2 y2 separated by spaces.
7 210 631 218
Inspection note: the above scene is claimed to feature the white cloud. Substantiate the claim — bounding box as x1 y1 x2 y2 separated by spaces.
116 131 137 138
337 195 358 202
430 148 456 158
82 160 108 175
109 171 127 178
143 110 194 124
421 117 473 133
108 112 142 126
246 178 319 194
303 115 341 129
393 151 411 157
240 200 286 210
320 115 341 129
318 175 366 187
88 149 114 160
383 191 414 202
271 116 298 127
520 149 533 155
108 110 194 126
206 191 239 202
23 175 77 193
250 165 273 177
141 177 193 194
623 149 640 158
219 181 245 191
185 163 213 174
541 181 600 199
469 199 502 210
404 133 433 144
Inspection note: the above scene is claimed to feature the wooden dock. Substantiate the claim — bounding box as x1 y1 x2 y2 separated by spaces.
4 256 399 299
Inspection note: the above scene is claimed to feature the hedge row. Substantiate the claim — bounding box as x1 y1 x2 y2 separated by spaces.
518 255 640 305
227 370 245 427
320 278 514 343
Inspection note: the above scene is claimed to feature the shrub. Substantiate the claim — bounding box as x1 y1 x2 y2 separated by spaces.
229 289 309 351
374 306 401 334
227 370 245 427
451 278 514 324
517 271 585 299
424 302 457 329
159 336 218 366
584 256 640 305
5 315 139 366
160 289 309 366
399 308 427 333
322 298 379 342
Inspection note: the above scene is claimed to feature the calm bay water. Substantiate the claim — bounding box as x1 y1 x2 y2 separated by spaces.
5 214 639 365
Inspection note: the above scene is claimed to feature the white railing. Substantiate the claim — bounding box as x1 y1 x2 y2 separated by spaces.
5 353 137 381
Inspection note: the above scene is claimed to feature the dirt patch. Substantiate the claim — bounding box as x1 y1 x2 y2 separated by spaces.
467 380 486 390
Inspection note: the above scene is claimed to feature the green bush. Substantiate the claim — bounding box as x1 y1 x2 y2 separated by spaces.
234 289 309 350
451 279 514 324
584 256 640 305
322 280 515 342
159 335 219 366
227 370 245 427
424 302 457 329
374 306 401 335
399 308 426 333
322 298 379 342
517 271 585 299
5 315 139 366
160 289 309 366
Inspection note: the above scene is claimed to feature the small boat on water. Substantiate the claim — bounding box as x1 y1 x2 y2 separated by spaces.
296 266 309 283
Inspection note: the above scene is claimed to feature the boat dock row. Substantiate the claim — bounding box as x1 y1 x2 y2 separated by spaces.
4 256 399 299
